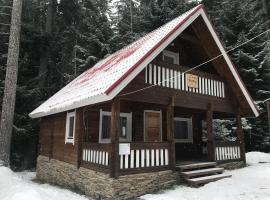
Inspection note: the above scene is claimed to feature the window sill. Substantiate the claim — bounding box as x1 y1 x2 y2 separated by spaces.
65 138 74 145
99 139 131 143
175 139 193 143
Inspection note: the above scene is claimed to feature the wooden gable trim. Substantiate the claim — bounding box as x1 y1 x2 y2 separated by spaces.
199 8 259 117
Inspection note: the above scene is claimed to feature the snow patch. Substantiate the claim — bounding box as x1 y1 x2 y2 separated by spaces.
246 151 270 165
141 152 270 200
0 166 89 200
1 152 270 200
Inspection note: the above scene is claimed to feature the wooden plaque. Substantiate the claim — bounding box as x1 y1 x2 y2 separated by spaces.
186 73 198 89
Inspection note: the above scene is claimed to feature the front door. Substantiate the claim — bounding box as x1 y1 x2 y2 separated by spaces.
144 111 161 142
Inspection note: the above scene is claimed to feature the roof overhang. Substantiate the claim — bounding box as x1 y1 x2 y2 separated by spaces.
29 5 259 118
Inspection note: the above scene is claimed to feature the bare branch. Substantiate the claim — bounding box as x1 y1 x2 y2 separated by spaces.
0 6 12 9
0 32 9 35
0 12 10 16
0 22 10 26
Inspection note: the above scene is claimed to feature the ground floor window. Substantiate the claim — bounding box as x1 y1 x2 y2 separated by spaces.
99 110 132 143
174 117 193 143
65 110 76 144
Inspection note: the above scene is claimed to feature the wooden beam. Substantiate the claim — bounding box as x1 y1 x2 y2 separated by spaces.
206 103 215 161
110 98 120 178
49 118 54 159
76 108 83 169
236 111 246 164
167 97 175 168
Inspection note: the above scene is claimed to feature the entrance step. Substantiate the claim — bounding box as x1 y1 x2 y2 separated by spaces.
177 162 231 187
187 174 232 187
181 167 224 178
176 162 216 171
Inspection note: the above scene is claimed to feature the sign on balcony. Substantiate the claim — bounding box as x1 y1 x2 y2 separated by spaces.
186 73 198 89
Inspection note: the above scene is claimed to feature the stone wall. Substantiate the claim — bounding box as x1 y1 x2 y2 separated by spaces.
36 156 180 199
218 161 245 170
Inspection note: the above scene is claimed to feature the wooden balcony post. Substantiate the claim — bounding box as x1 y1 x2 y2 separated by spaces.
76 108 83 169
167 97 175 169
206 103 215 161
236 112 246 164
110 98 120 178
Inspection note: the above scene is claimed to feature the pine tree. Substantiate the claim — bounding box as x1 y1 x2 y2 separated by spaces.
203 0 270 151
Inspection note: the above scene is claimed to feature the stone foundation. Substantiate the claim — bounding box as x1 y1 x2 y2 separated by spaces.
36 156 180 199
218 161 245 170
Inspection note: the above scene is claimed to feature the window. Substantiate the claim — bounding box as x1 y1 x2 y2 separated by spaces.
162 50 179 65
65 110 76 144
99 110 132 143
174 117 193 143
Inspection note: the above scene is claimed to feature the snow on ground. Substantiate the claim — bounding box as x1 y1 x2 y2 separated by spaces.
246 151 270 165
0 152 270 200
142 152 270 200
0 166 89 200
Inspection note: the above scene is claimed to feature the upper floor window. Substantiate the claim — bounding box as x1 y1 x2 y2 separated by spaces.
65 110 76 144
162 50 179 65
99 110 132 143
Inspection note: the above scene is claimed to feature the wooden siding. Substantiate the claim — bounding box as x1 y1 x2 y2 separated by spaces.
39 109 83 165
83 102 168 143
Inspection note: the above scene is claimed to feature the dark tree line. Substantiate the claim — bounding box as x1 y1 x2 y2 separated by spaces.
0 0 269 170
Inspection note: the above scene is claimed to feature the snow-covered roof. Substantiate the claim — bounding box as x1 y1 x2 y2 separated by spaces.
29 4 259 118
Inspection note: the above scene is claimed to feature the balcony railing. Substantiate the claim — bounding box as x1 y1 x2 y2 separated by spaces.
215 141 241 162
145 62 225 98
119 142 170 174
81 142 112 172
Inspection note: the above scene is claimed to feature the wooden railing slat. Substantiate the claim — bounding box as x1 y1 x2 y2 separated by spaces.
215 141 242 162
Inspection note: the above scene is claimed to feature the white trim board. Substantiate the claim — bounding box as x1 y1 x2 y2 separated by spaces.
99 109 132 143
199 10 259 117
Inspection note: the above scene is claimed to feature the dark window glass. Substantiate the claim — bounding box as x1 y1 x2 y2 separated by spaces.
102 115 111 139
163 55 175 64
174 120 189 139
68 116 75 138
102 115 129 140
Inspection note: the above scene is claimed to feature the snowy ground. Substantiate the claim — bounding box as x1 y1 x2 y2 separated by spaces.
0 152 270 200
142 152 270 200
0 167 89 200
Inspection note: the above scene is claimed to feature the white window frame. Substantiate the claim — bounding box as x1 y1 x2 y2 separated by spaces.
143 110 163 142
99 110 132 143
174 117 193 143
65 110 76 145
162 50 179 65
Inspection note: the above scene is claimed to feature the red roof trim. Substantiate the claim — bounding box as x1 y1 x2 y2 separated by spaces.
105 4 204 95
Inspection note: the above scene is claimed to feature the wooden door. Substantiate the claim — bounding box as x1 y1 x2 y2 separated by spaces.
145 111 161 142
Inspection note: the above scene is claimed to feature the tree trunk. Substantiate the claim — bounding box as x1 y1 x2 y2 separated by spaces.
0 0 23 166
38 0 55 89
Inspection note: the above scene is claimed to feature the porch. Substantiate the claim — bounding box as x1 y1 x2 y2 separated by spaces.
78 99 245 178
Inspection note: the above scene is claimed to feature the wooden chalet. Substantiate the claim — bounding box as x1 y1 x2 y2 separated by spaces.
30 4 259 199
